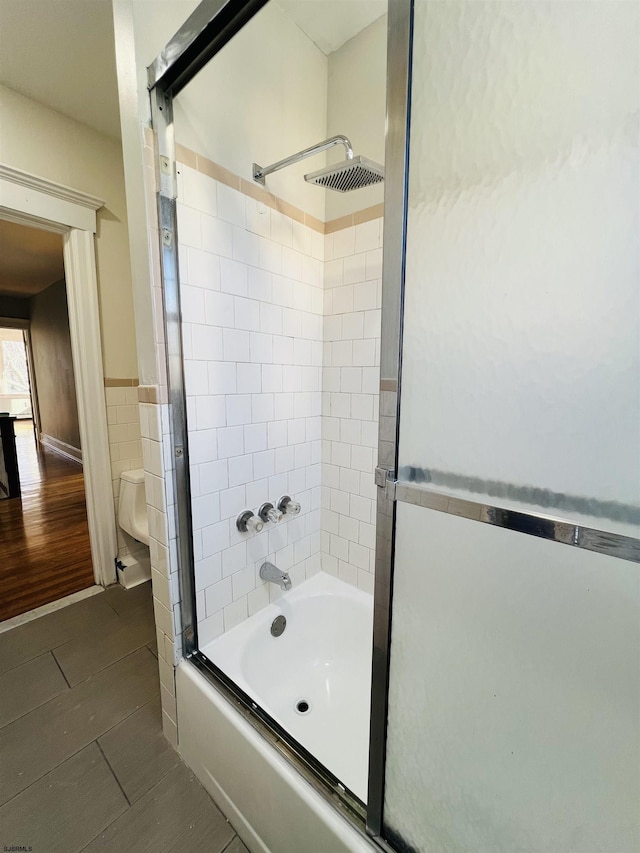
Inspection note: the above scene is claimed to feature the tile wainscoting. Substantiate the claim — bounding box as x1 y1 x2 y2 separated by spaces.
105 377 179 746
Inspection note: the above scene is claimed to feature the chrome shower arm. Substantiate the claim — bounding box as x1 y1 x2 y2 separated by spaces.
253 135 353 185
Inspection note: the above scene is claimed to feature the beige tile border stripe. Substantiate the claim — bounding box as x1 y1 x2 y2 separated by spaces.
138 385 161 404
102 378 162 405
173 140 383 234
104 378 139 388
324 204 385 234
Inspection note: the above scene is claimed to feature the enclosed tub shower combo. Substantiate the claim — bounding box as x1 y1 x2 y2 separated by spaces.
145 1 640 851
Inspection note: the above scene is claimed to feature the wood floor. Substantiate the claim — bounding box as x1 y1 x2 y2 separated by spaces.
0 421 94 621
0 584 248 853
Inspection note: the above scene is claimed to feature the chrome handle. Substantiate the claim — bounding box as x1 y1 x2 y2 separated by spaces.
258 502 283 524
236 511 264 534
278 495 301 517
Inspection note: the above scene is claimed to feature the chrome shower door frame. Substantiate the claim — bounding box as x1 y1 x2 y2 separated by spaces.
148 0 378 847
148 0 640 849
365 0 413 839
150 0 272 661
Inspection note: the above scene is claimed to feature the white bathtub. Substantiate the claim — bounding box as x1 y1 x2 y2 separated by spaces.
177 572 377 853
202 572 374 801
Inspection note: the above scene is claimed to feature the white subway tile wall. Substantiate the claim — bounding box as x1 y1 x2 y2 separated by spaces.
140 130 384 743
105 385 144 559
177 162 325 643
322 220 382 595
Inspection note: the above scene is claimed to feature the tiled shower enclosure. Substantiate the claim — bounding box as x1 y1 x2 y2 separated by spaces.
175 149 382 642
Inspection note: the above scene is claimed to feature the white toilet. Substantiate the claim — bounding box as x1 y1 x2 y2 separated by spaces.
118 468 150 545
117 468 151 588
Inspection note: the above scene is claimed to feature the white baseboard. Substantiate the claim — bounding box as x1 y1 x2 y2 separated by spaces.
40 433 83 463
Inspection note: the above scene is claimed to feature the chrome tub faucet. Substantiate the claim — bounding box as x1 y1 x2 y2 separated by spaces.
259 561 291 591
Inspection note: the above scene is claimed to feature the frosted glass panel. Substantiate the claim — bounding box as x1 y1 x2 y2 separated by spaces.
398 0 640 529
383 504 640 852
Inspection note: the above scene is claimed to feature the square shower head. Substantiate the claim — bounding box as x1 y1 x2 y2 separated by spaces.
304 155 384 192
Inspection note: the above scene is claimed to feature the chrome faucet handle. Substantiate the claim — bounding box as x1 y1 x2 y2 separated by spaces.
258 502 283 524
278 495 301 516
236 511 264 534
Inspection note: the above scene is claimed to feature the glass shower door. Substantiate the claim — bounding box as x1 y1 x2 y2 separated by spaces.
376 1 640 850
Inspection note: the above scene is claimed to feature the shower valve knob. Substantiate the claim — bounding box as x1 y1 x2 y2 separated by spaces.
236 511 264 534
278 495 301 516
258 502 283 524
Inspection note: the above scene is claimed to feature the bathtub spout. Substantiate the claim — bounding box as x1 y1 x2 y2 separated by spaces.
259 561 292 591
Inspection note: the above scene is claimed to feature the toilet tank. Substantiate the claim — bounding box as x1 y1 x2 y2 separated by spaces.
118 468 150 545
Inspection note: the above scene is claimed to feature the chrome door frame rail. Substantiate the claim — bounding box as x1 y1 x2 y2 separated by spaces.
150 86 198 656
399 466 640 527
150 0 269 658
148 0 269 96
394 482 640 563
366 0 414 843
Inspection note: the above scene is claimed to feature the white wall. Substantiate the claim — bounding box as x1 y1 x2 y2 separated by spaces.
174 149 385 637
321 220 382 591
175 3 328 221
112 0 164 387
176 156 324 640
128 0 199 107
326 14 387 221
128 0 328 220
124 2 387 224
0 84 137 380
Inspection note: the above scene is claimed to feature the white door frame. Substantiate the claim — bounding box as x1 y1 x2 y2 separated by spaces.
0 163 118 586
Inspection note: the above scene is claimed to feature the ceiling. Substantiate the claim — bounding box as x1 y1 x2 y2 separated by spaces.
276 0 387 55
0 0 121 139
0 220 64 298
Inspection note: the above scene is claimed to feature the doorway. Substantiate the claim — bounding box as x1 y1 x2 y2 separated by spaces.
0 164 118 614
0 223 94 620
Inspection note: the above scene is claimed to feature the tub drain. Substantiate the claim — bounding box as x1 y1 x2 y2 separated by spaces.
270 615 286 637
295 699 311 715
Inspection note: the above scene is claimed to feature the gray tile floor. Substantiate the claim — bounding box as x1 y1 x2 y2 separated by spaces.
0 583 249 853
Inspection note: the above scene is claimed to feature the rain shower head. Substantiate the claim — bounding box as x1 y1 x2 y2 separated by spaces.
253 135 384 193
304 155 384 193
